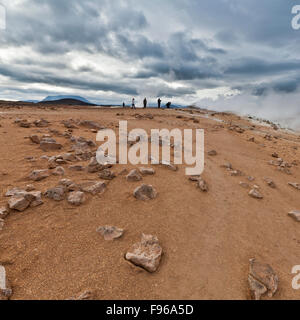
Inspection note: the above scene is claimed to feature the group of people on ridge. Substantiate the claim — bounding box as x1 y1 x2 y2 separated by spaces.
122 98 171 109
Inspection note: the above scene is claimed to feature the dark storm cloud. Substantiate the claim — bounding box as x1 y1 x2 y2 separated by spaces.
0 0 299 102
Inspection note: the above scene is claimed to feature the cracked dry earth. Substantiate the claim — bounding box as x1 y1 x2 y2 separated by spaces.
0 104 300 299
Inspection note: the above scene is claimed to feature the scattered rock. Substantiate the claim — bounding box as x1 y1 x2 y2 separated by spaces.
80 181 107 195
52 166 65 176
248 258 278 300
40 138 62 151
67 191 85 206
230 170 243 176
208 150 217 156
0 265 12 300
97 226 124 240
44 186 66 201
29 169 50 181
69 165 85 172
99 169 116 180
125 234 162 273
249 189 263 199
126 169 142 182
19 120 31 128
221 163 232 170
139 167 155 176
8 195 30 211
25 184 35 192
0 207 9 219
34 119 50 127
67 290 94 300
264 178 276 189
197 178 209 192
61 119 78 129
87 157 111 173
26 191 43 207
134 184 157 200
161 160 178 171
5 187 24 197
29 134 40 144
288 210 300 222
78 120 103 130
272 152 279 158
288 182 300 190
239 182 250 189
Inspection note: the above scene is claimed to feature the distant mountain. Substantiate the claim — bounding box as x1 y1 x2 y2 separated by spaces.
39 98 96 106
21 100 40 103
42 95 92 104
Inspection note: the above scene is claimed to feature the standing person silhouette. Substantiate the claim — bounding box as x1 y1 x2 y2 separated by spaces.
122 102 125 108
158 98 161 109
131 98 136 109
143 98 147 109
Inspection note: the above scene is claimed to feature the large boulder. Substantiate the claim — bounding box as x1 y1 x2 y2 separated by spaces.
125 234 163 273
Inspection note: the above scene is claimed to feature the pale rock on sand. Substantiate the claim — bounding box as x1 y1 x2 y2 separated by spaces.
248 259 278 300
0 219 4 231
139 167 155 175
0 265 12 300
8 196 31 211
25 184 35 192
97 226 124 240
125 234 163 273
288 210 300 222
80 181 107 195
67 191 85 206
161 160 178 171
29 169 50 181
197 178 209 192
134 184 157 201
288 182 300 190
249 189 263 199
126 169 142 182
0 207 9 219
67 290 94 300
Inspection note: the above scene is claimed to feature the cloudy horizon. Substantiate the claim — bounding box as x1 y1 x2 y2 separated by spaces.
0 0 299 125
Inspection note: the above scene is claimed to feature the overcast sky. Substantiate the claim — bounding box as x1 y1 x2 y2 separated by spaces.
0 0 299 122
